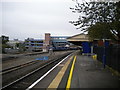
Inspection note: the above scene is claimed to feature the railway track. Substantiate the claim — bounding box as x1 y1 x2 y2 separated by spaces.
2 52 73 89
1 60 39 74
2 52 45 62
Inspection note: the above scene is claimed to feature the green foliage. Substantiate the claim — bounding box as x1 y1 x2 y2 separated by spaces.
2 43 11 53
0 35 10 53
16 43 20 48
88 22 113 40
1 35 9 44
16 42 26 52
70 1 120 41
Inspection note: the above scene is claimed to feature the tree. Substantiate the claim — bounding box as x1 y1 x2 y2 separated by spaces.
1 35 9 44
0 35 11 53
88 22 114 40
69 0 120 41
15 42 26 52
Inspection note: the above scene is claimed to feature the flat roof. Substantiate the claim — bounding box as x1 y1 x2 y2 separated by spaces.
51 36 70 38
25 39 43 41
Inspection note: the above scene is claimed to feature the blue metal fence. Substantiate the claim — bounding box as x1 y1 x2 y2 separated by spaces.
93 44 120 72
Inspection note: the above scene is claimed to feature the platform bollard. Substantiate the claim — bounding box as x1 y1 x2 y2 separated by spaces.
92 54 97 60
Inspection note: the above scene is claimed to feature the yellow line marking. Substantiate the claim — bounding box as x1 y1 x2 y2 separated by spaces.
66 56 76 90
106 65 120 77
48 56 74 88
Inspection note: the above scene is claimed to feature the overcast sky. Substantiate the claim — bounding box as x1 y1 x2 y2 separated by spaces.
1 0 88 40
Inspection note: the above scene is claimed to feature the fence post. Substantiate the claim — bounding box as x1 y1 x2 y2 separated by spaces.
102 39 106 68
103 46 106 68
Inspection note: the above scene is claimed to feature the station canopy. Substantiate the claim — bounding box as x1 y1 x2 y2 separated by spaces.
67 33 91 46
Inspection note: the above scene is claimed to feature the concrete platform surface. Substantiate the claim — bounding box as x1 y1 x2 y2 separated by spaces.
70 53 120 88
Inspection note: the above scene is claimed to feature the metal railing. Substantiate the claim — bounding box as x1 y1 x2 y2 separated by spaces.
93 44 120 72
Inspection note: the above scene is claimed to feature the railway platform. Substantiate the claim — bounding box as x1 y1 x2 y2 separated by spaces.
27 51 120 89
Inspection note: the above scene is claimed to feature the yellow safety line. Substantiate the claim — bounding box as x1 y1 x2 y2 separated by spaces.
48 56 73 88
66 56 76 90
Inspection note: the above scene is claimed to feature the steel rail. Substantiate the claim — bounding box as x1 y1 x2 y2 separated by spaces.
1 60 39 74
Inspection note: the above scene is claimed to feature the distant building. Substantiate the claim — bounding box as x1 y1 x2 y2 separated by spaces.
25 38 43 52
7 39 24 49
43 33 73 52
25 33 77 52
51 36 71 50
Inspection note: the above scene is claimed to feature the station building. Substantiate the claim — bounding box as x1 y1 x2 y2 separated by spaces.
7 39 24 49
